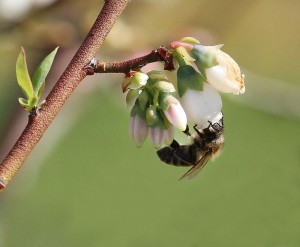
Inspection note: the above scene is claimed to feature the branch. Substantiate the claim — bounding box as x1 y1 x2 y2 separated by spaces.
0 0 130 192
90 46 175 74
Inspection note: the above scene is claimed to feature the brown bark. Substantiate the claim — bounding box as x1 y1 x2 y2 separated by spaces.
0 0 130 192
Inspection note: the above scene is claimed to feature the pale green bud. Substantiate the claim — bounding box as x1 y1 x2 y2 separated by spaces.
153 80 176 93
146 105 159 126
122 72 149 92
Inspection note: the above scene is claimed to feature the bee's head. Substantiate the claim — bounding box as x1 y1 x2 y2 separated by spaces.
207 116 224 133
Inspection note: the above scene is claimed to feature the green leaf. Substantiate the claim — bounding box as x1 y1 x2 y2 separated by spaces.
37 100 46 108
18 98 29 107
32 47 58 95
37 81 45 99
177 65 206 97
16 47 34 99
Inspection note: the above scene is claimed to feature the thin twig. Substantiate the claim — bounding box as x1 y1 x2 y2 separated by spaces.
0 0 130 192
91 46 175 74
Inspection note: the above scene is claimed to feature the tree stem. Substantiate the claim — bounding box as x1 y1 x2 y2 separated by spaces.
0 0 130 192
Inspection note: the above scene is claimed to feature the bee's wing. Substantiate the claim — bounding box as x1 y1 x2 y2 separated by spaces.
179 152 211 180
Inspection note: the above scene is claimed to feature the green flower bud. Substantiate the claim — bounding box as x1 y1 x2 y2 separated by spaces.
146 105 159 126
122 72 149 92
147 70 168 81
153 80 176 93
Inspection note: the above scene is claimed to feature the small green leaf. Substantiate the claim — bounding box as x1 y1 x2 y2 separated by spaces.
37 81 45 99
177 65 206 97
174 46 195 62
32 47 58 95
18 98 28 107
16 47 34 99
37 100 46 108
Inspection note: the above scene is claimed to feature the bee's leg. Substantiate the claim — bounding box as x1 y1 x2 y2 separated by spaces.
193 124 202 136
183 125 191 136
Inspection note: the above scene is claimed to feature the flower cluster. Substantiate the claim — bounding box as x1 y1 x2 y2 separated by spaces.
123 37 245 148
170 37 245 128
123 70 187 148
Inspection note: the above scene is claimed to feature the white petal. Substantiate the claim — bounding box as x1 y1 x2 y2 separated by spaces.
180 83 222 128
206 65 242 93
205 50 245 94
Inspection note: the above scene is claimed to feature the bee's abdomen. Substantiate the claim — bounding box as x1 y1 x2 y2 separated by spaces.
156 146 192 167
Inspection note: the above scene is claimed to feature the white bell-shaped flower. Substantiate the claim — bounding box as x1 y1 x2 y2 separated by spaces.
191 44 245 95
206 48 245 94
180 83 222 129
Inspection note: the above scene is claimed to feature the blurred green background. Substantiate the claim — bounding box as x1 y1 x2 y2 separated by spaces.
0 0 300 246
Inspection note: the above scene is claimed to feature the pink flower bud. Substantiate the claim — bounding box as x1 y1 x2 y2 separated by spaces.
148 127 168 149
163 97 187 131
129 115 148 148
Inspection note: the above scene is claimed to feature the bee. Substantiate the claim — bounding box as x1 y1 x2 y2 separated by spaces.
156 114 224 179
